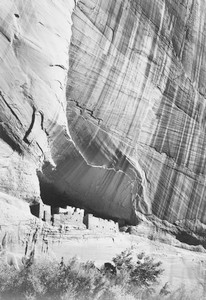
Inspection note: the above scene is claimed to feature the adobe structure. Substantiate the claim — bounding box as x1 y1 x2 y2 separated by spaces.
83 214 118 233
30 202 119 233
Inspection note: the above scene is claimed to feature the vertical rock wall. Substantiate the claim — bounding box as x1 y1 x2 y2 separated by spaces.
62 0 206 229
1 0 206 233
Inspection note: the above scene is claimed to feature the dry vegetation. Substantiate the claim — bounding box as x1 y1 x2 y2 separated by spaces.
0 247 203 300
0 247 166 300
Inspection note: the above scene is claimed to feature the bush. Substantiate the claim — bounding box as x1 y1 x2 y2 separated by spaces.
0 248 164 300
0 258 109 300
112 248 164 298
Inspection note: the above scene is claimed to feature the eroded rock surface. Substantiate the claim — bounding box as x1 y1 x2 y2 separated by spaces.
0 0 74 201
1 0 206 236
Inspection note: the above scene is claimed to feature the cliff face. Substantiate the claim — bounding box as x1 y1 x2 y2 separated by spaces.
0 0 74 201
1 0 206 232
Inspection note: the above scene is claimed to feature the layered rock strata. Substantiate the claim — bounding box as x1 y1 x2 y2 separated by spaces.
1 0 206 237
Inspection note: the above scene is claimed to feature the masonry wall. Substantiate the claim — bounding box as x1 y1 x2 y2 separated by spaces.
30 203 119 232
84 214 118 233
52 207 85 228
30 202 50 221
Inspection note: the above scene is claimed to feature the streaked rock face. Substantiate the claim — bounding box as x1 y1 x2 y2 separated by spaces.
1 0 206 233
0 0 74 201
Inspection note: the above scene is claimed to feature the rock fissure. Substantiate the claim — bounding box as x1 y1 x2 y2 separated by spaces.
69 99 103 124
0 29 11 43
39 111 49 137
23 107 36 145
49 64 66 70
0 91 22 126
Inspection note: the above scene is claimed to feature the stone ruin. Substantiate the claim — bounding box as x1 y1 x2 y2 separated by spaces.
30 202 85 228
30 202 119 233
83 214 118 233
52 206 85 228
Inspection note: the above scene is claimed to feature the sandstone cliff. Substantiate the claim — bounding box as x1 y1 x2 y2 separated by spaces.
1 0 206 237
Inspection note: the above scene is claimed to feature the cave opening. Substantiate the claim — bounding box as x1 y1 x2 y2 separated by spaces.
34 169 128 231
37 170 78 209
36 169 123 220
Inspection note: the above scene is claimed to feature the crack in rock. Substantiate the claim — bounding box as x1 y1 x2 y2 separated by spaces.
69 99 103 125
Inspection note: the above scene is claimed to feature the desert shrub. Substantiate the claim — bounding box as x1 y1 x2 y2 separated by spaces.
0 260 53 300
0 258 109 300
0 248 164 300
112 248 164 298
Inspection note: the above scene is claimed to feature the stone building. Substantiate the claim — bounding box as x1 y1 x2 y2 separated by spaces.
83 214 118 233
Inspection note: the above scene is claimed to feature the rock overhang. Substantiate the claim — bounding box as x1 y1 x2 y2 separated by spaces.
1 0 206 240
